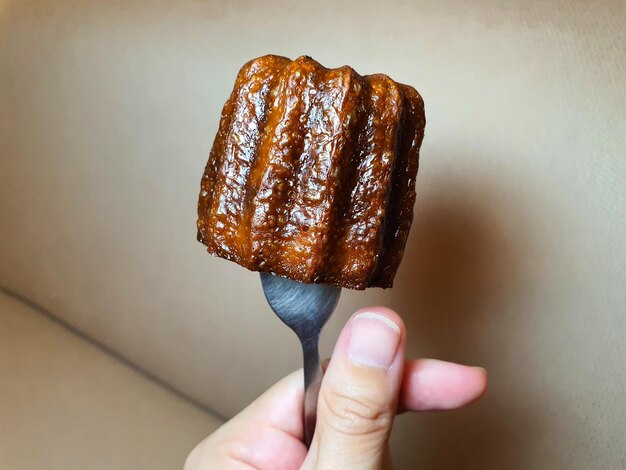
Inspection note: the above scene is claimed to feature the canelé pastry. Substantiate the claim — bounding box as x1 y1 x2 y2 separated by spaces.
197 55 425 289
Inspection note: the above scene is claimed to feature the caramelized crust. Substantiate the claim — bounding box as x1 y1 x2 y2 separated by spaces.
198 55 426 289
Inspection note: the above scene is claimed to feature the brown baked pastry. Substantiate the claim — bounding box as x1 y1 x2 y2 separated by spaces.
197 55 425 289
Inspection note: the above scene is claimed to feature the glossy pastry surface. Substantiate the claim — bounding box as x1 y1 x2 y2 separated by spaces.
198 55 425 289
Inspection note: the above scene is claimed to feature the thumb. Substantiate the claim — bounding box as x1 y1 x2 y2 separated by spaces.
306 308 405 469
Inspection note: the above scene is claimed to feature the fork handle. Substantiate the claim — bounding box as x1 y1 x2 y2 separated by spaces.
301 333 322 447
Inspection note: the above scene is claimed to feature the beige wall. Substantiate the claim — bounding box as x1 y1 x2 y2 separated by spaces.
1 0 625 468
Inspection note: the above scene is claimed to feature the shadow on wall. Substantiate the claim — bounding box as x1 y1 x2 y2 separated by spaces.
383 169 536 469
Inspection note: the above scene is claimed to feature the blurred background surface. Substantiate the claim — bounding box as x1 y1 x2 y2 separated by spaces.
1 0 625 468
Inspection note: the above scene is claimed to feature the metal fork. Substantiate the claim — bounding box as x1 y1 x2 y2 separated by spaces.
260 272 341 447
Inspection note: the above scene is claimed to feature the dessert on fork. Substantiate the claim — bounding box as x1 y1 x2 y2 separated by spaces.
197 55 426 289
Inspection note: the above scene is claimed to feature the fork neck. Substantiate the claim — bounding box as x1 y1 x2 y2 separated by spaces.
300 332 323 447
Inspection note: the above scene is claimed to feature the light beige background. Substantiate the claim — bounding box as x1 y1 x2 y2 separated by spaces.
0 290 219 470
1 0 625 468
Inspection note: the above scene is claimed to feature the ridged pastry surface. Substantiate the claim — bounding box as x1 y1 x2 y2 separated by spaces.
197 55 425 289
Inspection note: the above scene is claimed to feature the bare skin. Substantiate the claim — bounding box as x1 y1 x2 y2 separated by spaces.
185 307 487 469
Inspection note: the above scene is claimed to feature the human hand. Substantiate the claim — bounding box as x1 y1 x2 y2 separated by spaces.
185 307 487 469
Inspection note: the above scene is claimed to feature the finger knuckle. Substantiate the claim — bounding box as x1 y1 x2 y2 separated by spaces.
320 385 393 437
184 434 247 470
216 438 250 466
